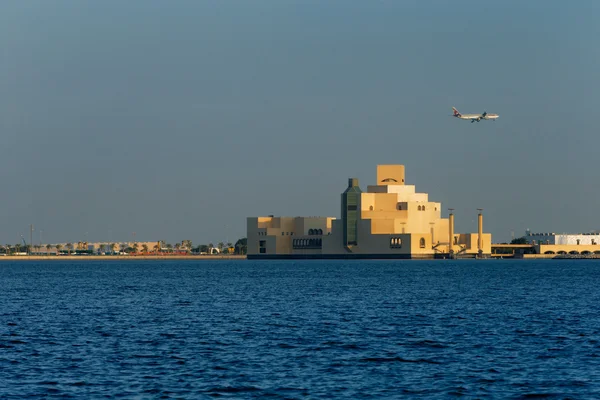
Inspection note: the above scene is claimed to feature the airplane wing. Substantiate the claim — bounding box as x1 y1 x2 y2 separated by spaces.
481 111 487 117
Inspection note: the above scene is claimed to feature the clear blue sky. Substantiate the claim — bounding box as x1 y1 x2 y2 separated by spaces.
1 0 599 245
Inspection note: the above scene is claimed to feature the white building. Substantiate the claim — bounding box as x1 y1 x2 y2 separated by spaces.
526 232 600 246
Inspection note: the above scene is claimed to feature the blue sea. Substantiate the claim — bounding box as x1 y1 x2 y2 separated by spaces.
1 260 600 398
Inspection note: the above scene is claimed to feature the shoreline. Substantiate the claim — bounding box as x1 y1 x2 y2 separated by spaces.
0 255 247 261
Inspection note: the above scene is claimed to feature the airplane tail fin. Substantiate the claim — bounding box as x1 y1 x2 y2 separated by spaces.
452 107 461 117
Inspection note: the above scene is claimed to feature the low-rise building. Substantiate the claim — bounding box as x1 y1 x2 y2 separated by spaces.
525 232 600 255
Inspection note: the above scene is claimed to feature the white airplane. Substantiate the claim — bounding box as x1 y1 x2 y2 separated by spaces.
452 107 499 123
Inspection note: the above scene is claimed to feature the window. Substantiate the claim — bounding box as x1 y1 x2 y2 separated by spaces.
293 237 323 250
259 248 266 254
259 240 266 247
390 237 402 248
369 206 374 211
347 205 357 211
420 238 426 248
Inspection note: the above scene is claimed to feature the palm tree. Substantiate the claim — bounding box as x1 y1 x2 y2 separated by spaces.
55 244 62 255
46 244 52 255
15 244 21 254
133 243 139 254
208 242 214 254
141 244 148 254
217 242 224 254
153 243 160 254
66 243 73 255
166 243 173 253
111 243 117 255
235 238 247 255
183 240 192 253
120 243 127 254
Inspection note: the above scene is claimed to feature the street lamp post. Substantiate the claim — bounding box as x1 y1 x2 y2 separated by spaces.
477 208 484 257
448 208 455 257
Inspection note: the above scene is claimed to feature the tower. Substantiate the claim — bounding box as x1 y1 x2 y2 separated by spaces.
341 178 362 249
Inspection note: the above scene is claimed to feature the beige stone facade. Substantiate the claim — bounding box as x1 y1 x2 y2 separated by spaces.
247 164 492 259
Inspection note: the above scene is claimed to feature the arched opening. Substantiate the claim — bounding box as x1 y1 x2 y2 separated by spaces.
544 251 555 254
569 250 580 255
557 250 567 255
318 229 323 235
418 205 422 211
419 238 426 248
594 251 600 255
369 205 374 211
308 229 314 235
582 251 592 255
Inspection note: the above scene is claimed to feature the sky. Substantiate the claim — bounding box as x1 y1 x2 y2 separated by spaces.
1 0 599 246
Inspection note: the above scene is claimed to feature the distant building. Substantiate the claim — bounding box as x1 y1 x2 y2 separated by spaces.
247 164 491 259
525 232 600 246
525 232 600 255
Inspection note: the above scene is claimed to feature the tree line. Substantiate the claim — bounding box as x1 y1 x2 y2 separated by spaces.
0 238 248 256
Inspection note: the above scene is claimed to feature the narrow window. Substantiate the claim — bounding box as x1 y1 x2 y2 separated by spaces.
420 238 426 248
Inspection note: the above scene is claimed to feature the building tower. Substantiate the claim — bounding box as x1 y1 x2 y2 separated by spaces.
341 178 362 251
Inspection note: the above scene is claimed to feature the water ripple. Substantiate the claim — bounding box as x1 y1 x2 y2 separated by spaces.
1 259 599 398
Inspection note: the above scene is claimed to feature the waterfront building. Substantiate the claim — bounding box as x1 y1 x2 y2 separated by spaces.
247 164 492 259
524 232 600 255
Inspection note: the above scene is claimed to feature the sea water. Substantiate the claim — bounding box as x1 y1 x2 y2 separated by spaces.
1 259 599 398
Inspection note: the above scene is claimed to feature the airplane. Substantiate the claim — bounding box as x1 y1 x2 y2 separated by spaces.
452 107 499 123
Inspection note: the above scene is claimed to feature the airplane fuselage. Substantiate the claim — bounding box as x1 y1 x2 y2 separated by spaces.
456 113 499 121
452 107 499 123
